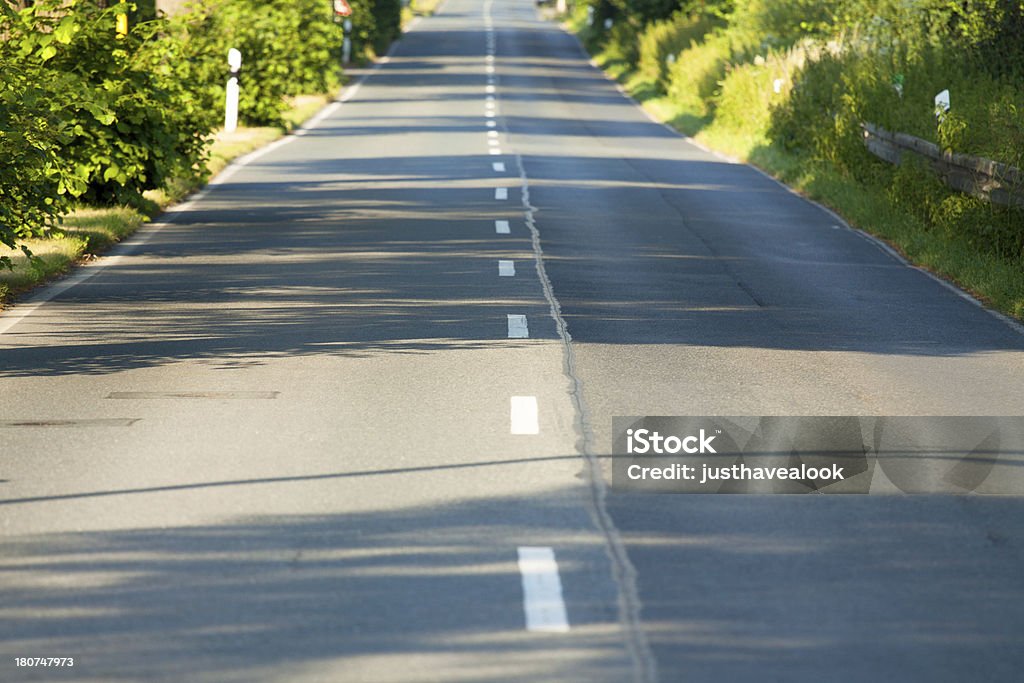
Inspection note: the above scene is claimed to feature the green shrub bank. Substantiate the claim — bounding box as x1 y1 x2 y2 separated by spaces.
571 0 1024 319
0 0 401 262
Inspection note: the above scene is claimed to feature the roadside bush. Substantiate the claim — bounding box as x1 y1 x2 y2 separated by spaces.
177 0 344 127
0 1 213 205
665 33 732 119
886 156 1024 262
605 18 642 66
369 0 402 55
0 60 85 264
1 0 403 263
637 11 718 90
766 14 1024 263
342 0 379 60
728 0 841 48
576 0 619 52
711 50 795 147
609 0 686 26
769 50 857 166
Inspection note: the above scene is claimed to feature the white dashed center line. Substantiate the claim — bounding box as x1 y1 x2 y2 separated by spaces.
506 314 529 338
510 397 540 435
517 547 569 630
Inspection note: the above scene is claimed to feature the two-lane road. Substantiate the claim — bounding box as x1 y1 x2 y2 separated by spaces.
3 0 1024 680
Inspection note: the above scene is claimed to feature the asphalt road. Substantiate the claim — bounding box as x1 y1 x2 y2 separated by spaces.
3 0 1024 681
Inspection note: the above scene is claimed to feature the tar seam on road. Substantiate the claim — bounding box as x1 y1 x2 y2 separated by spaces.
107 391 279 400
499 5 657 680
0 419 139 428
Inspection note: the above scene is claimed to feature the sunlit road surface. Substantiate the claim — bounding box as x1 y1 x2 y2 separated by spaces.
3 0 1024 681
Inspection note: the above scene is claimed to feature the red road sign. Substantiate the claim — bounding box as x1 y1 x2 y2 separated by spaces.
334 0 352 16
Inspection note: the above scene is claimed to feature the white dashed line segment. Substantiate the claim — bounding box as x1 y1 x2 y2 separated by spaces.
507 314 529 338
517 547 569 631
510 397 540 435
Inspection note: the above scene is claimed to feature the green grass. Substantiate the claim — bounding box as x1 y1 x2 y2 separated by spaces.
402 0 444 26
577 29 1024 322
766 157 1024 320
0 91 337 307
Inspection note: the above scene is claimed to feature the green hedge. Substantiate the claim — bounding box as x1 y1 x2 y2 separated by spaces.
637 12 719 91
0 59 81 265
174 0 345 127
586 0 1024 265
0 0 404 258
15 2 213 205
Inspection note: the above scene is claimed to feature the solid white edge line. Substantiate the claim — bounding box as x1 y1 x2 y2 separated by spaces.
510 397 540 436
495 220 510 234
507 314 528 338
498 259 515 276
517 546 568 631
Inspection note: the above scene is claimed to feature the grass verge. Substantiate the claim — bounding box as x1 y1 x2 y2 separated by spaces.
0 91 336 308
572 21 1024 322
402 0 444 26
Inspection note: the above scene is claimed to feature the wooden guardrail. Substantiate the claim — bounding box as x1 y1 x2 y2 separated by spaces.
862 122 1023 209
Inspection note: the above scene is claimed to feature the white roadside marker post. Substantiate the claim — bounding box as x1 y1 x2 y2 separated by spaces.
935 89 950 123
343 18 353 65
224 48 242 133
